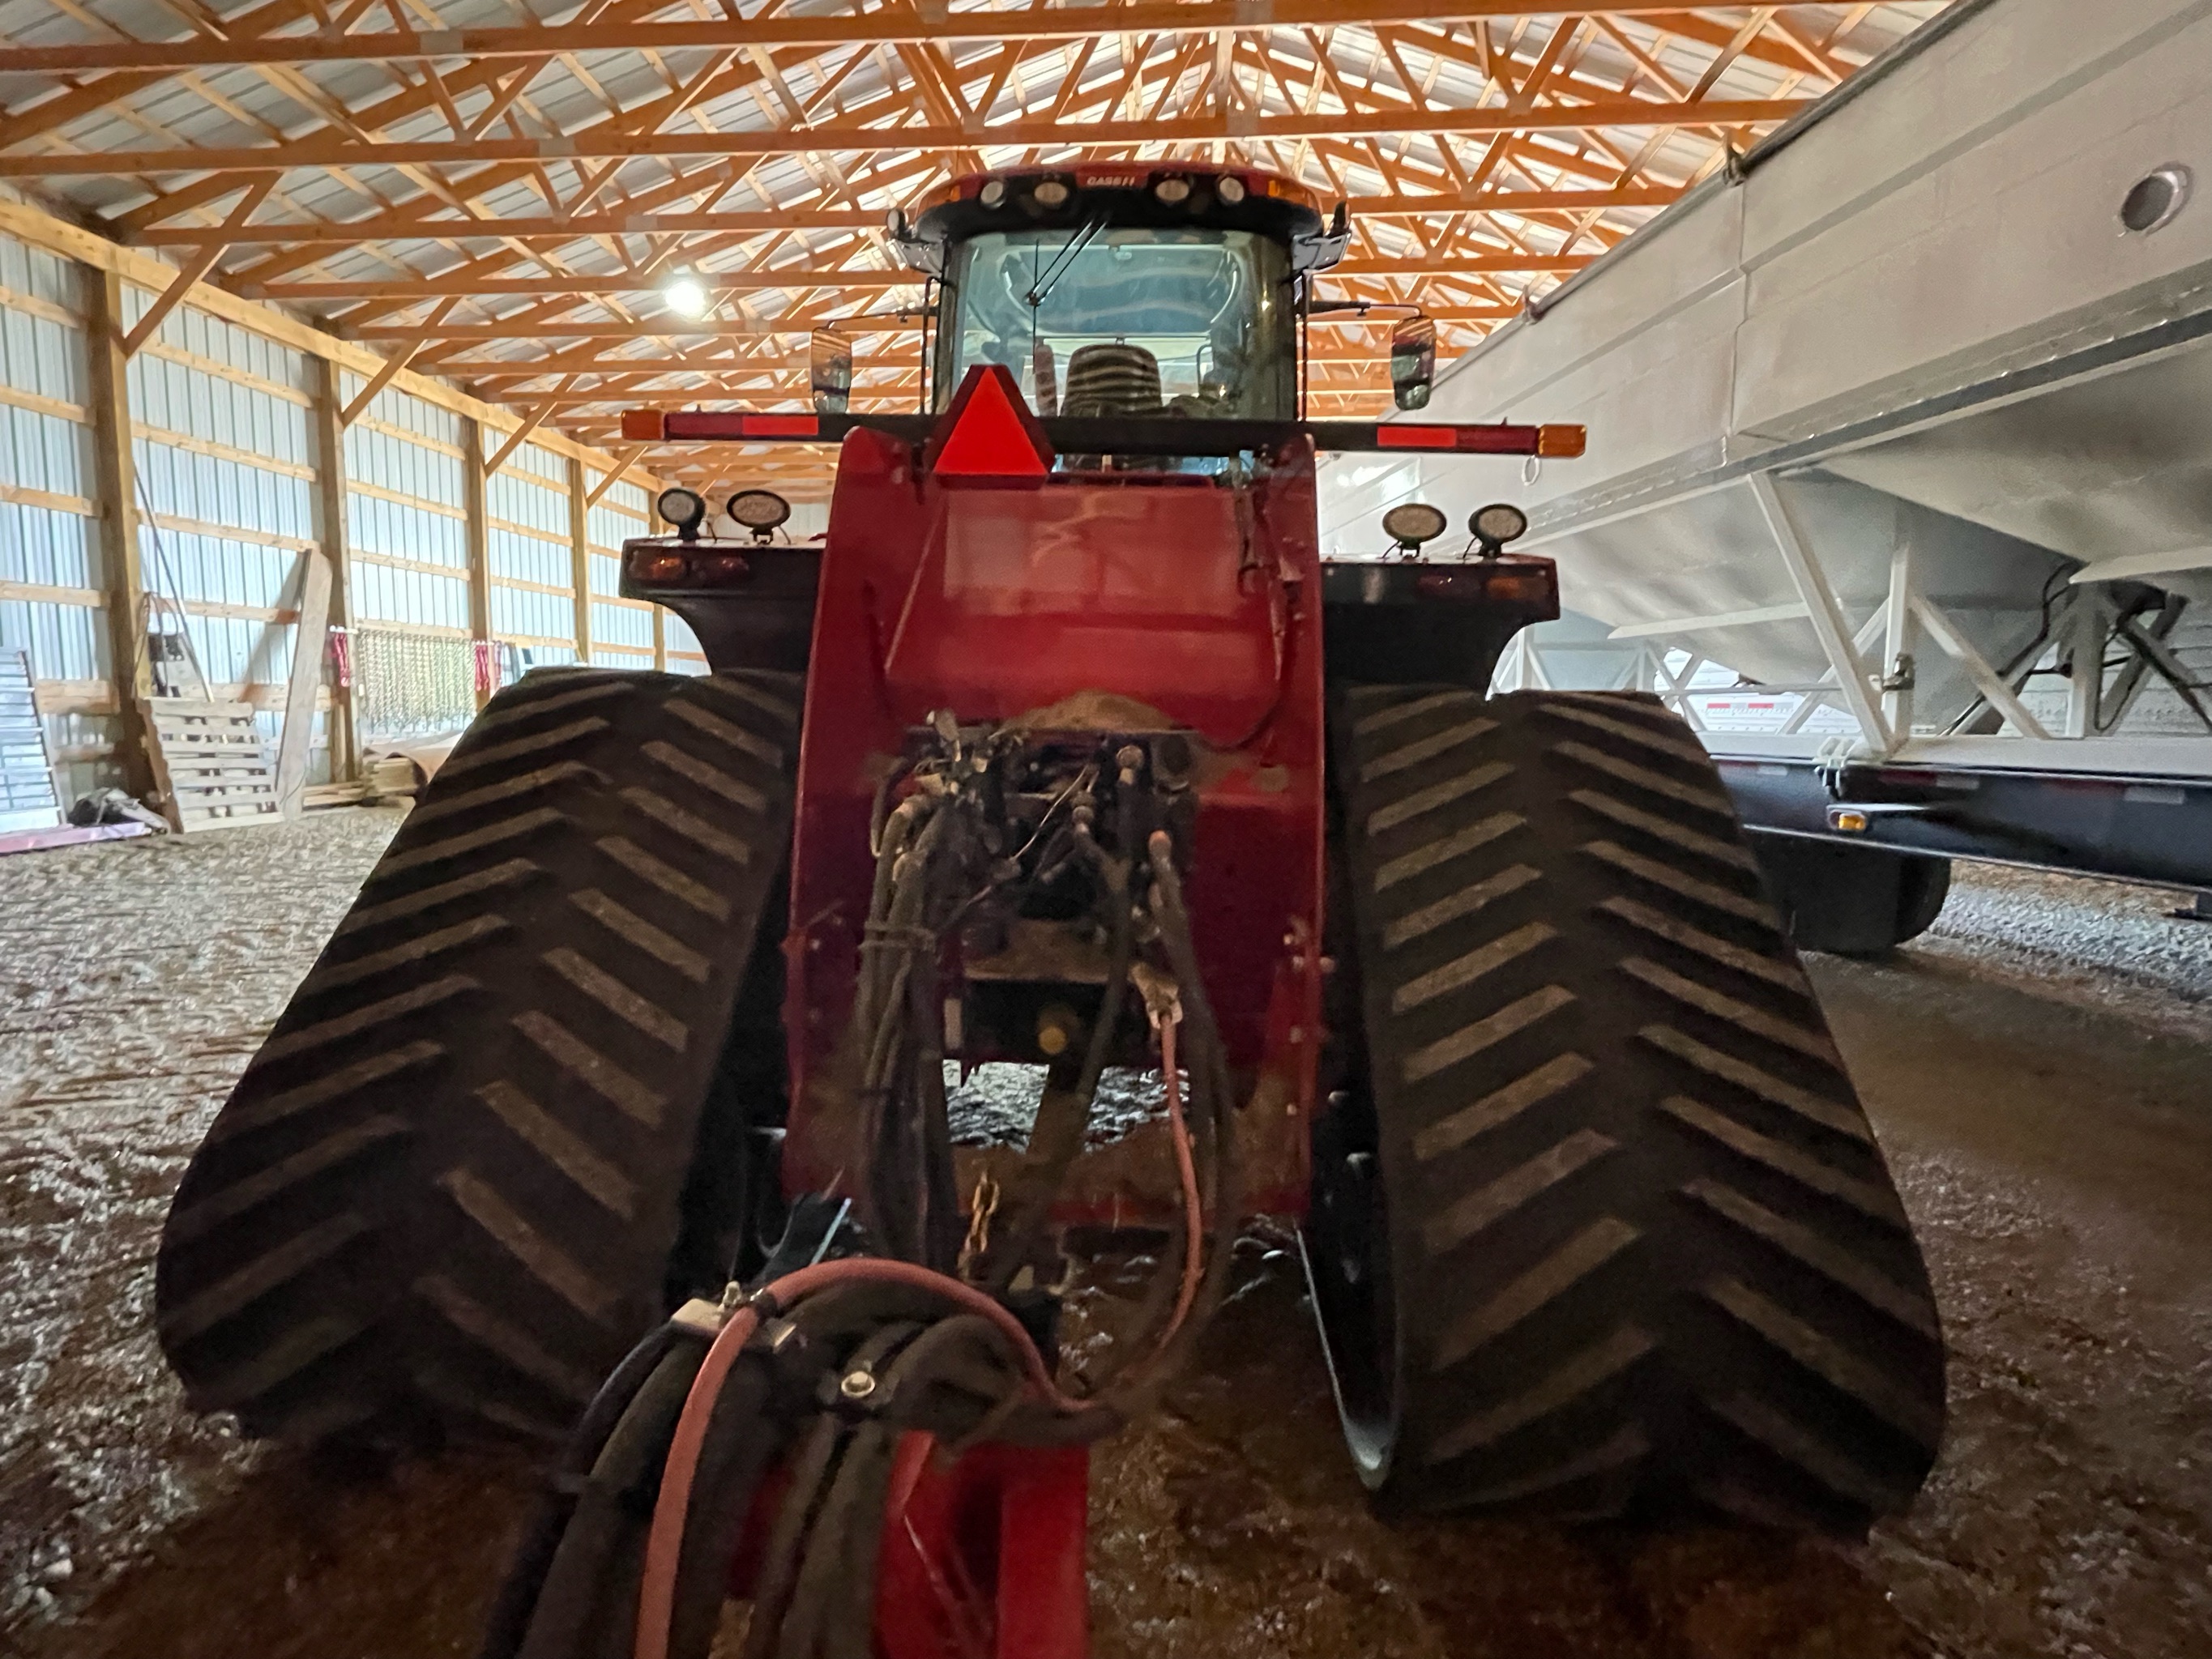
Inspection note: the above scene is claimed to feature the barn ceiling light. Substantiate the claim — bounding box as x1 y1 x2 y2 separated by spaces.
663 271 710 319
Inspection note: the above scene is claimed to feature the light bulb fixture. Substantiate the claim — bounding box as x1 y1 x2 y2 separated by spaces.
1215 175 1247 206
663 271 711 319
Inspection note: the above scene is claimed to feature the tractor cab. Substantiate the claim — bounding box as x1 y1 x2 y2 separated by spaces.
888 162 1345 426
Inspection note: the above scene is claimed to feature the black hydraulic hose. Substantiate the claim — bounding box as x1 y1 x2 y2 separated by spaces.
663 1355 782 1659
775 1422 899 1659
908 953 963 1273
480 1323 705 1659
515 1339 708 1659
980 851 1134 1293
769 1320 921 1659
736 1417 848 1659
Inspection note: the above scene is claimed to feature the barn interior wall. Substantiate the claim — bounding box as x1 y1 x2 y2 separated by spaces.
0 199 662 804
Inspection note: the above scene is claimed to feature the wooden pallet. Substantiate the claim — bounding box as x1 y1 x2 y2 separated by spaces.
148 699 283 832
0 649 63 836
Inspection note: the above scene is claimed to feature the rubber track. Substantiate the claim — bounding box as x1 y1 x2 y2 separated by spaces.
1326 687 1945 1532
155 667 801 1445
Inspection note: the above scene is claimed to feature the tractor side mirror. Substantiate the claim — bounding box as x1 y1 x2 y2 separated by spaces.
1390 317 1437 412
811 330 852 415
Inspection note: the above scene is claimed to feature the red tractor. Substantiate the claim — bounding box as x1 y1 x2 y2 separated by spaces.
154 163 1944 1658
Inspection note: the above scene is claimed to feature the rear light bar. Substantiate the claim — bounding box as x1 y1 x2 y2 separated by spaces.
621 407 1583 460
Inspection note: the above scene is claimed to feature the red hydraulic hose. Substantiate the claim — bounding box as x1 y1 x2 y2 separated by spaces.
1158 1013 1204 1346
633 1256 1090 1659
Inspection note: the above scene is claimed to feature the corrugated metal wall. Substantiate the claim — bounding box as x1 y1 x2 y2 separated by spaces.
0 207 666 811
484 430 580 680
586 478 666 671
126 285 327 780
0 232 107 801
343 377 474 744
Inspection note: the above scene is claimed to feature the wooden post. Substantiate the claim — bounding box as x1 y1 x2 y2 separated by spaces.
306 355 358 783
273 548 333 818
652 603 667 673
569 456 594 667
462 415 494 707
83 267 168 812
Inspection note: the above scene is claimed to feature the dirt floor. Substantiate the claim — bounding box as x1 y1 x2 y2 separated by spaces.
3 814 2210 1658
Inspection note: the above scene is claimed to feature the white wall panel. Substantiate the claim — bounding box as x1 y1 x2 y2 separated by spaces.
341 375 475 739
0 232 107 801
124 282 326 776
586 479 659 667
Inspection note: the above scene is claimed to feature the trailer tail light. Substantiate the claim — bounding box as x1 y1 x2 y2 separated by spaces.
925 365 1053 485
621 410 824 442
690 552 752 586
1414 562 1557 608
1375 422 1583 456
626 548 752 587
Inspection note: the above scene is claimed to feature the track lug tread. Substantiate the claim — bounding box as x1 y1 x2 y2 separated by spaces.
156 668 800 1444
1317 686 1941 1532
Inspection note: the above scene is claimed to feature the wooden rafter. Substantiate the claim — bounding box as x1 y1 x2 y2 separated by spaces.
0 2 1949 437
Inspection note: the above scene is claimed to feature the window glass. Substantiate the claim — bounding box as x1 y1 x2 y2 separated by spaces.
938 227 1296 420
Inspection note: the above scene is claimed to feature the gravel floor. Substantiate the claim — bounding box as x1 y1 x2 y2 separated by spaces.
2 817 2209 1657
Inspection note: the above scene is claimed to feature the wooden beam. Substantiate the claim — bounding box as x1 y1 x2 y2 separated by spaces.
585 443 646 509
0 196 651 484
357 305 1514 343
255 253 1586 304
339 296 457 426
273 541 334 817
484 377 574 477
129 186 1685 248
83 268 170 815
0 5 1785 76
121 179 274 358
569 456 593 668
306 354 360 783
462 417 493 709
0 98 1811 179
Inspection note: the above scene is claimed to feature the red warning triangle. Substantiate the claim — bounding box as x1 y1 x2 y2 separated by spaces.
927 365 1053 484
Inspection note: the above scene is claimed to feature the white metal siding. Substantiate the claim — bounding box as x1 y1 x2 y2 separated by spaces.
0 232 105 802
344 378 475 739
126 288 327 779
484 432 578 667
587 480 659 668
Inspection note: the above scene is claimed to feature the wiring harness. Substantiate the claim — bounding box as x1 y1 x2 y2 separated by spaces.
479 714 1241 1659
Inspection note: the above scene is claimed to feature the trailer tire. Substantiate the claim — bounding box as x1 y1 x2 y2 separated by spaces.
1310 687 1945 1533
154 667 801 1446
1750 835 1952 957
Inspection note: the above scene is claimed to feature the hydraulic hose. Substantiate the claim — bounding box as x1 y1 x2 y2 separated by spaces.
633 1257 1092 1659
660 1355 782 1659
480 1322 706 1659
981 849 1134 1292
516 1339 709 1659
734 1417 847 1659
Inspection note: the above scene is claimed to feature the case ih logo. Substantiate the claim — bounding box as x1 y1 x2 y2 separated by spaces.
1083 173 1142 187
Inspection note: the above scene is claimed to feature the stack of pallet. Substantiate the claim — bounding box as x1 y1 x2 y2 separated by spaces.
147 701 283 832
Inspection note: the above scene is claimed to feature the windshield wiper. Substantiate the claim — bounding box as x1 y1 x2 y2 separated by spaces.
1023 216 1105 310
